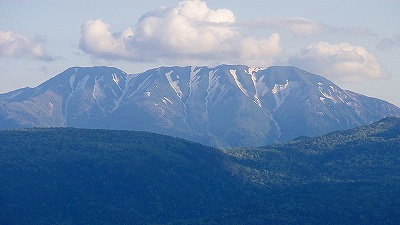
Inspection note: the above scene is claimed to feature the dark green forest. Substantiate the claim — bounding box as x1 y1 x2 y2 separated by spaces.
1 118 399 224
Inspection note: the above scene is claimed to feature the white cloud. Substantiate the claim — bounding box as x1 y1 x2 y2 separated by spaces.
80 20 134 59
0 30 55 61
79 0 281 66
240 33 281 66
289 42 388 82
283 18 324 37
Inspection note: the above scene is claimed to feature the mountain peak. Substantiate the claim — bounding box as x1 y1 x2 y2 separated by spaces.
0 65 399 147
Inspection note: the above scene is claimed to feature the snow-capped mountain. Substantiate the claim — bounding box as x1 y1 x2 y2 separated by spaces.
1 65 399 147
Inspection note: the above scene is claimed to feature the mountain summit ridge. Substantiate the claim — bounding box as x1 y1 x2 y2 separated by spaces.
1 65 399 147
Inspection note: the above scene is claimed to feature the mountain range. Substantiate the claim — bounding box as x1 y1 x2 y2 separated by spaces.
0 65 399 147
1 117 399 224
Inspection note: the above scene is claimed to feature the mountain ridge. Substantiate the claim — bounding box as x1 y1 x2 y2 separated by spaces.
1 65 399 147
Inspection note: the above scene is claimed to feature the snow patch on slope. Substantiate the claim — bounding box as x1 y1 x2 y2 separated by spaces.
272 80 289 94
162 97 173 105
64 70 87 119
318 83 337 104
92 77 107 116
111 74 136 112
256 75 270 97
93 77 105 99
69 68 77 89
112 73 123 91
77 75 90 90
246 68 263 108
230 69 248 96
205 69 220 130
112 73 119 84
127 75 153 99
189 67 201 93
272 81 298 111
166 70 183 99
247 67 265 75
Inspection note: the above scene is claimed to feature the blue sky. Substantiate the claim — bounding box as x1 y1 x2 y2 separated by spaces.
1 0 399 106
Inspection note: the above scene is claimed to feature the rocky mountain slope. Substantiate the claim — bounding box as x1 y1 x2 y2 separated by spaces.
0 65 399 147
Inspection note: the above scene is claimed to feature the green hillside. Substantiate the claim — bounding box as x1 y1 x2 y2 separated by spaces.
1 118 400 224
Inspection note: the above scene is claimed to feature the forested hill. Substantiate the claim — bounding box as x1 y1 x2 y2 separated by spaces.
1 117 400 224
226 117 400 187
0 128 244 225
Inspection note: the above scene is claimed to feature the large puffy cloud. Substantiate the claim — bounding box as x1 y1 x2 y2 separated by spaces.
80 20 134 59
0 30 55 61
289 42 388 82
79 0 281 66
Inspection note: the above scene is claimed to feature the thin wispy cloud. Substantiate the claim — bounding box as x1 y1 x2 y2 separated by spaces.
377 34 400 50
327 26 377 36
38 66 51 73
0 30 56 61
234 18 376 37
234 17 324 37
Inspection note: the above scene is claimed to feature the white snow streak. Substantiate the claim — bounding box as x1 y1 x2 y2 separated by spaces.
92 77 104 99
207 70 220 100
205 70 219 130
64 71 87 120
162 97 173 105
112 73 124 91
272 80 289 94
246 68 262 108
112 74 135 112
127 75 153 99
69 68 77 89
77 75 90 90
189 66 201 93
321 92 337 103
166 70 183 99
92 77 107 116
48 102 54 116
318 83 338 103
257 75 270 97
247 67 265 75
229 69 248 96
112 73 119 84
